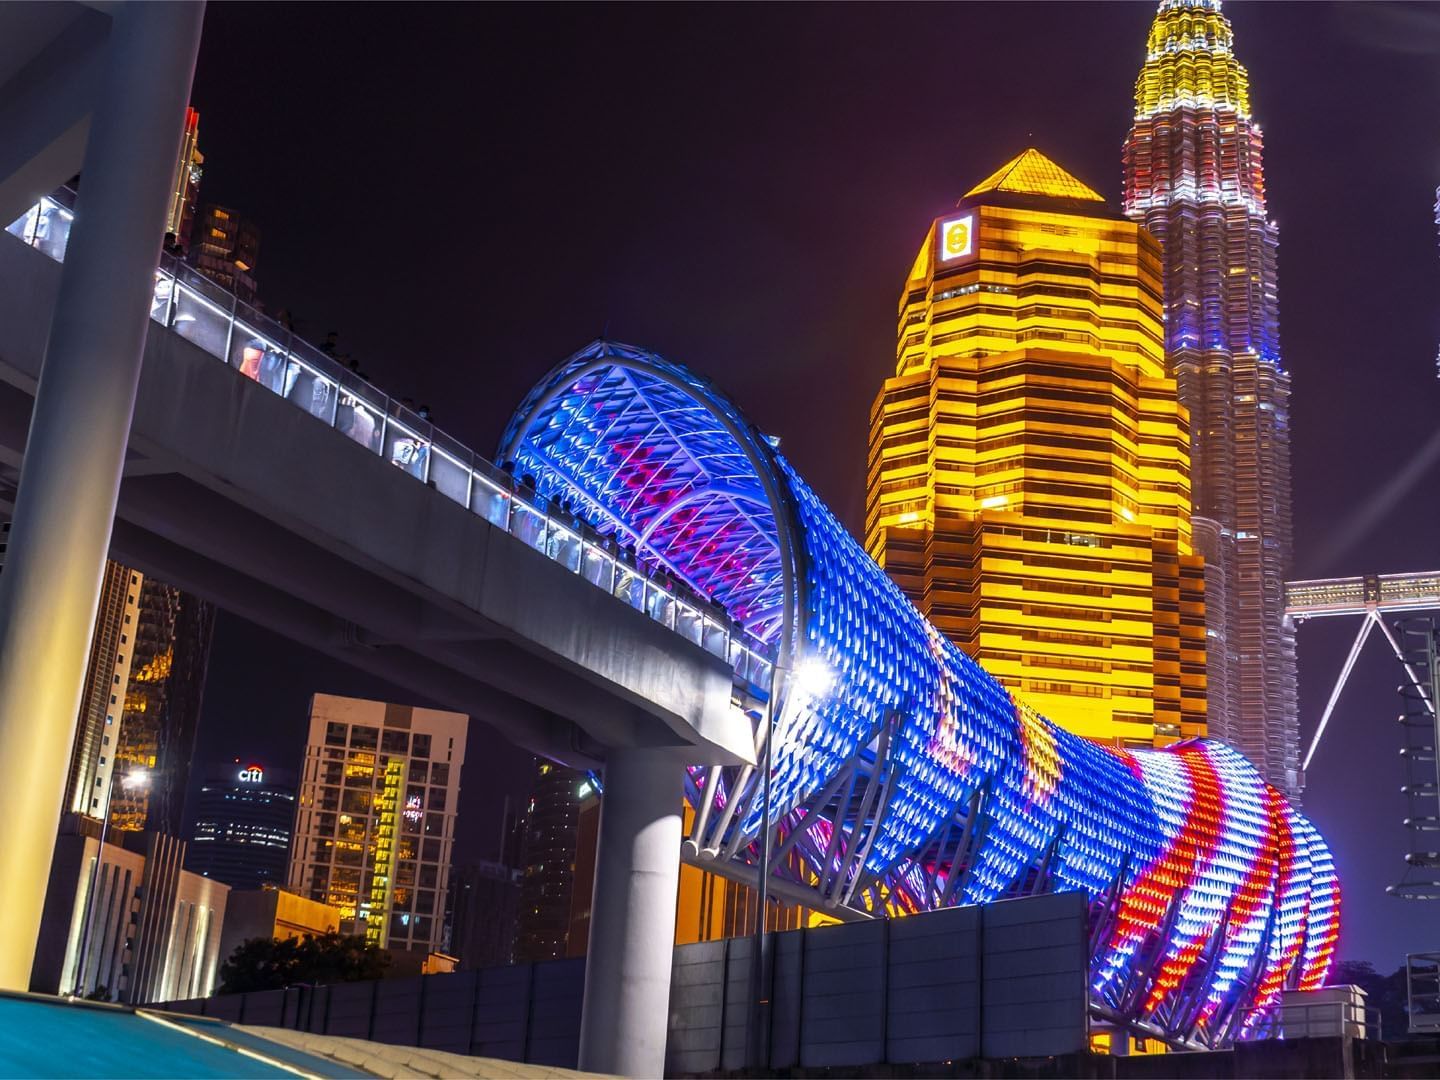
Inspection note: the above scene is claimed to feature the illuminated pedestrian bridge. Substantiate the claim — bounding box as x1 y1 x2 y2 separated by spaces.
502 341 1340 1047
8 194 1337 1048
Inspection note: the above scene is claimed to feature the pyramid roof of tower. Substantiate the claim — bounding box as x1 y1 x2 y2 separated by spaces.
962 148 1105 203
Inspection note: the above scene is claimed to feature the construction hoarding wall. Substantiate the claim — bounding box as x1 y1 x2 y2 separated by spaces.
162 892 1086 1073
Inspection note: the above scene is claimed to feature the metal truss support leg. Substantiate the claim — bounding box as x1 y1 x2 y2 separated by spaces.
578 747 683 1078
0 0 203 993
1302 613 1375 771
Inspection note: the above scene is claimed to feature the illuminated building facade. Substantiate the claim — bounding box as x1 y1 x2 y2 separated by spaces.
867 149 1206 747
164 105 203 251
190 203 260 304
61 562 144 819
107 579 214 835
1123 0 1299 795
188 763 296 888
288 694 466 957
34 824 227 1003
502 339 1338 1047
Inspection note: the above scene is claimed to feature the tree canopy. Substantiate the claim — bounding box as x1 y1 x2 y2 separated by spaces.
218 932 389 994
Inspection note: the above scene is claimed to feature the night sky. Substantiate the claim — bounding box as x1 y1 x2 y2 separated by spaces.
183 2 1440 969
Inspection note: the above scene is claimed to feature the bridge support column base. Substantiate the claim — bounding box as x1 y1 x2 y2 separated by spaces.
578 747 682 1078
0 2 203 992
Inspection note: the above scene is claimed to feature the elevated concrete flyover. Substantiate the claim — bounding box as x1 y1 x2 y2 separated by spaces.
0 172 757 1076
0 230 754 772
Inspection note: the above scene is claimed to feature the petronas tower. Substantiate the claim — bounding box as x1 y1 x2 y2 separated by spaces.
1123 0 1300 796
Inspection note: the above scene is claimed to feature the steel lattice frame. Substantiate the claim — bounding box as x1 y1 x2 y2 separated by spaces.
500 340 1339 1049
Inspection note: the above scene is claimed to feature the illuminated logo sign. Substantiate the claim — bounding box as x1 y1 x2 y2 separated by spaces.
403 795 423 823
238 765 264 783
939 214 974 262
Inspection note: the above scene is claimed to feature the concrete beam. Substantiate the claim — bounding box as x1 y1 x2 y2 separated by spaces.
0 4 109 225
107 515 603 769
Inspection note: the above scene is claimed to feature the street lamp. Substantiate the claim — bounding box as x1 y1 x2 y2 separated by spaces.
71 766 150 997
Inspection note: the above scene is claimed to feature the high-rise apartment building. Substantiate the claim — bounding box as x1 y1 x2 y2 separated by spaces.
188 763 296 889
867 149 1206 746
109 580 215 835
1122 0 1298 793
288 694 467 958
165 106 204 251
513 761 591 962
190 204 260 305
62 562 145 819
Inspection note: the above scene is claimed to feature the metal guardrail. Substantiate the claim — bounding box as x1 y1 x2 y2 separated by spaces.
6 192 775 690
1252 999 1381 1042
1408 951 1440 1034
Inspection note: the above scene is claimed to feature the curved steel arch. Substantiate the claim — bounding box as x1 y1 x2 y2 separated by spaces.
500 340 1339 1048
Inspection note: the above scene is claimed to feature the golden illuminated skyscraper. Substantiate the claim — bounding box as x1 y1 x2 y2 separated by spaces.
866 149 1206 746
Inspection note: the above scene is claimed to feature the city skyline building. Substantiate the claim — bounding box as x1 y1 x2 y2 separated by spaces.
512 761 589 962
33 819 228 1003
288 693 466 959
61 562 144 820
215 884 342 977
108 580 215 835
866 148 1206 747
446 860 521 969
164 105 203 252
188 762 296 889
1122 0 1299 794
189 203 260 305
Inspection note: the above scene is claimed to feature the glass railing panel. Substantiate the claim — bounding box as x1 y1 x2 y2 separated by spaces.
383 403 430 482
35 199 73 261
581 542 615 590
471 467 512 529
5 204 35 245
335 371 386 455
8 198 74 260
229 310 291 396
546 519 583 573
646 584 675 630
149 266 176 326
427 430 471 507
676 603 703 646
169 281 233 359
614 565 645 610
284 338 340 425
510 496 548 553
703 620 728 659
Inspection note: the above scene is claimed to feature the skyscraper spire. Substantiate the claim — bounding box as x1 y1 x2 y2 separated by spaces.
1123 0 1300 796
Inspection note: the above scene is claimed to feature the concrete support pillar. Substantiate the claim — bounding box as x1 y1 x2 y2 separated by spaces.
0 1 204 991
578 748 683 1078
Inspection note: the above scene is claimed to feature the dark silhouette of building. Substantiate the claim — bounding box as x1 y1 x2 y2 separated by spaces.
189 203 260 304
446 860 520 969
187 763 296 889
512 762 594 962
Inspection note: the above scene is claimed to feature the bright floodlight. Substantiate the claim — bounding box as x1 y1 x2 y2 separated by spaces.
120 768 150 790
792 657 834 699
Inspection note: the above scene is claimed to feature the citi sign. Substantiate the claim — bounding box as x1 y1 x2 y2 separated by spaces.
238 765 265 783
